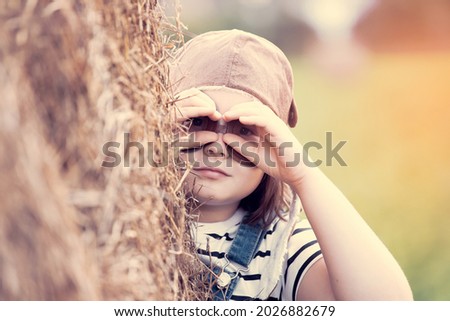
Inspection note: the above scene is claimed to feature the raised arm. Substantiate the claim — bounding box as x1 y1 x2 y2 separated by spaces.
293 165 413 300
222 100 413 300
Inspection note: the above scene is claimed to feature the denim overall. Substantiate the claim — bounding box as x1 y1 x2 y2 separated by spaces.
209 222 265 301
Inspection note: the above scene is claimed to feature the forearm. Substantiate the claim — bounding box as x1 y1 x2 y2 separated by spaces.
292 166 413 300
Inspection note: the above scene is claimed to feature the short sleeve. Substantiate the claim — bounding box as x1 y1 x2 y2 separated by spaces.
281 219 322 300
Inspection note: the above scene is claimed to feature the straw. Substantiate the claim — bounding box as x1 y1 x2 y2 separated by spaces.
0 0 208 300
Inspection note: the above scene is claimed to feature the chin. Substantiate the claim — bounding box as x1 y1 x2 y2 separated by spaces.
193 192 238 206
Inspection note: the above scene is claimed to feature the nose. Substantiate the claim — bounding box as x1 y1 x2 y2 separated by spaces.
203 133 230 158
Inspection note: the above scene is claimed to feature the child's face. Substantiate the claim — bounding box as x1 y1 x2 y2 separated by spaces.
180 88 265 208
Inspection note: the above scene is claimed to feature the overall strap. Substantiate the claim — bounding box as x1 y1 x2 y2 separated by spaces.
228 222 264 266
211 222 265 301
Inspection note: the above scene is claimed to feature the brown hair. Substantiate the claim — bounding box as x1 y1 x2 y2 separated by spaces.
239 174 291 228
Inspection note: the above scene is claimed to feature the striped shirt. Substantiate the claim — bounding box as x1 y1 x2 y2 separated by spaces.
192 208 322 300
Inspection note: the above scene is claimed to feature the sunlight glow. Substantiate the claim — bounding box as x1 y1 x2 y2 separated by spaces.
298 0 376 41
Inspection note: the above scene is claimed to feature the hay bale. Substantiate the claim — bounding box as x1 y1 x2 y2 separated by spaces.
0 0 206 300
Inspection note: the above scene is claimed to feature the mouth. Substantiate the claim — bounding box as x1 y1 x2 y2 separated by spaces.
193 167 230 179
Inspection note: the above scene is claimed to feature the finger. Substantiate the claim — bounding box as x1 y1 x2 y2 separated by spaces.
175 96 213 111
225 127 300 166
175 131 219 150
175 88 217 114
174 89 222 122
238 115 271 129
223 133 256 149
223 133 261 166
222 101 274 121
239 115 291 139
176 106 222 122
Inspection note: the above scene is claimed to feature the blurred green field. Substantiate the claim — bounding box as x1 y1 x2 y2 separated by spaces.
291 52 450 300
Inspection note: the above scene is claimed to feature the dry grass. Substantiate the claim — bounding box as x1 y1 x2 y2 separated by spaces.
0 0 207 300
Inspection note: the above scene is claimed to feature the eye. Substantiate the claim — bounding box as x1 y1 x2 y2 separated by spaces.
226 121 257 137
186 117 206 132
239 127 253 136
237 123 258 137
192 117 203 127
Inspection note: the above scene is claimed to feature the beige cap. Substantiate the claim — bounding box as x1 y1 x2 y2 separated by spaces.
170 29 298 127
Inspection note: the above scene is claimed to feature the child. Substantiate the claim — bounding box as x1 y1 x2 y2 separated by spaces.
170 29 412 301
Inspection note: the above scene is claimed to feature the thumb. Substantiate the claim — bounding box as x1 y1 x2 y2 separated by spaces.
223 133 261 167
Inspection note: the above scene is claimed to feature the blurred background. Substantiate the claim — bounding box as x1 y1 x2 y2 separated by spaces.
163 0 450 300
